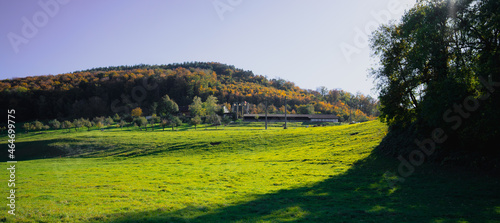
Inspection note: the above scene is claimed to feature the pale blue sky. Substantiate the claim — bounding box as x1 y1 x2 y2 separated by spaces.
0 0 416 97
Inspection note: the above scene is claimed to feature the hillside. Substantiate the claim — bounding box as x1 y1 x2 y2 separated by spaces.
0 62 378 122
1 121 498 222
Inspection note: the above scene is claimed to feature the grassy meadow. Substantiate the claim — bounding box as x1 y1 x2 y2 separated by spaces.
1 121 499 222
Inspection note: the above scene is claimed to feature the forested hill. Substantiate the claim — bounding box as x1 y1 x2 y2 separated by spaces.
0 62 378 122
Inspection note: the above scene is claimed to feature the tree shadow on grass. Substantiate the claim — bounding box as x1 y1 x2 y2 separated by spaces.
1 135 232 162
1 137 133 162
0 139 79 162
95 153 500 223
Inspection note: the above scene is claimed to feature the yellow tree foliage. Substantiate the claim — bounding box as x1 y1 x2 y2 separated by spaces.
131 107 142 118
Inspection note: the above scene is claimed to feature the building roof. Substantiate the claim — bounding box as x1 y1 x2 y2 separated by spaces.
243 114 339 119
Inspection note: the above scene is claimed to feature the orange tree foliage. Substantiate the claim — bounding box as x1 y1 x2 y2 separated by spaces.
131 107 142 118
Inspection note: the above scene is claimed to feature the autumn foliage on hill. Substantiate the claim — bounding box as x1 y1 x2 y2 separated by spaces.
0 62 378 122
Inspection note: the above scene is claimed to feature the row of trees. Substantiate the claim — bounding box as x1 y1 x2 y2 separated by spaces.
22 113 205 133
22 114 130 133
127 93 233 131
19 88 370 134
20 92 243 134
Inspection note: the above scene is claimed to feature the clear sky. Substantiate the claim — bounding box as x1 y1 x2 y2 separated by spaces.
0 0 416 97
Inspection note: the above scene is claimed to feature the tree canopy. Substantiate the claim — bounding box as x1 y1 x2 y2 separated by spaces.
371 0 499 157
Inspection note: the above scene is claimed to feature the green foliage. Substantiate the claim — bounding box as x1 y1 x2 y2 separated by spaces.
203 95 219 117
221 116 232 127
168 116 182 131
32 121 43 131
113 113 121 122
160 119 168 131
152 114 161 123
206 114 221 129
371 0 500 156
62 120 73 132
148 115 160 131
49 119 61 129
104 117 114 126
72 119 82 131
81 118 93 131
93 116 105 125
190 115 201 130
23 123 31 132
94 121 103 130
296 104 315 114
189 96 203 117
149 102 158 116
134 117 148 130
118 120 127 129
267 104 277 114
158 95 179 117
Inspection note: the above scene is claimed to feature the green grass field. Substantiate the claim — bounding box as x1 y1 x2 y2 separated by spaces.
1 121 499 222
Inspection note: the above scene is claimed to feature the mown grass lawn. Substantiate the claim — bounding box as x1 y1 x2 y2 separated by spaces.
0 121 498 222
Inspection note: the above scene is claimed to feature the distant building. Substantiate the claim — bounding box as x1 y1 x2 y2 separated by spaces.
232 102 250 114
243 114 339 123
222 105 231 117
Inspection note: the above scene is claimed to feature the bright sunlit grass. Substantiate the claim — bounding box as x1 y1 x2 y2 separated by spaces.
0 121 381 222
0 121 498 222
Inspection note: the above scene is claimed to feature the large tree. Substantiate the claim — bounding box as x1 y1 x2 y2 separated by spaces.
203 95 219 118
189 96 203 117
169 116 182 131
158 95 179 118
190 115 201 130
371 0 500 157
81 118 93 131
131 107 143 118
134 117 148 131
49 119 61 129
